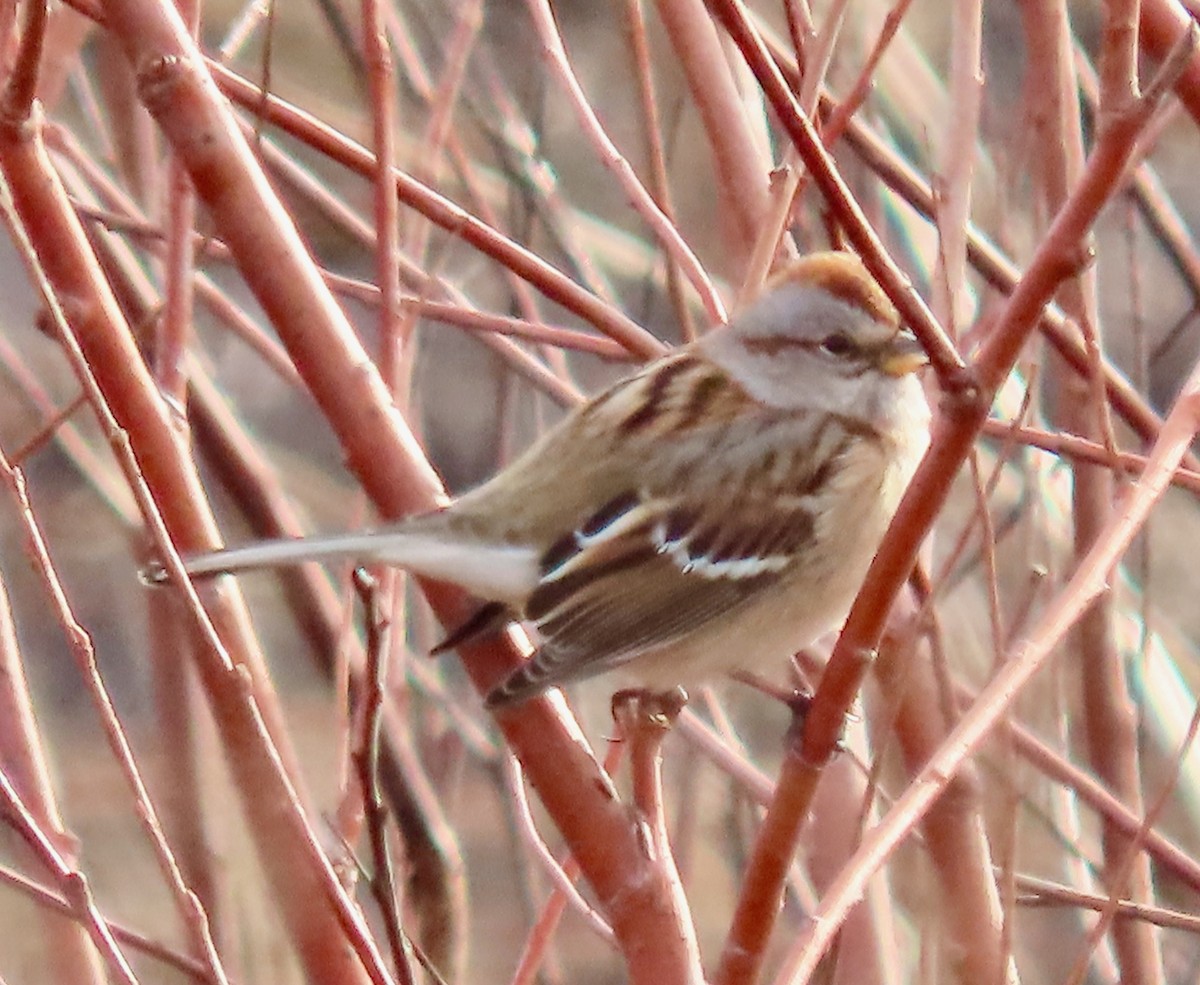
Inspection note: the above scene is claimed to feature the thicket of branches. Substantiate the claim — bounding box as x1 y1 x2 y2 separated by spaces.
2 1 1200 983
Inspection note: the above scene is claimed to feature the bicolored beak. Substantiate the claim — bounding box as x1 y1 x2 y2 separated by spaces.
878 330 928 377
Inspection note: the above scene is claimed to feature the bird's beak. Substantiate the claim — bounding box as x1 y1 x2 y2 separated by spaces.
879 331 928 377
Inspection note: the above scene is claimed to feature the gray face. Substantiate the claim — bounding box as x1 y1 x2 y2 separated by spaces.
700 281 923 427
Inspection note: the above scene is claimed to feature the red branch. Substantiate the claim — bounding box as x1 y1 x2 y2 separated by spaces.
93 1 702 980
713 7 1198 982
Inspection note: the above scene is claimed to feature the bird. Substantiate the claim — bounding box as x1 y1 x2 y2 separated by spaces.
160 252 931 709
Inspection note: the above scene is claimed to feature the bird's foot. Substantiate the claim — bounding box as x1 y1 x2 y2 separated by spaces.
610 687 689 734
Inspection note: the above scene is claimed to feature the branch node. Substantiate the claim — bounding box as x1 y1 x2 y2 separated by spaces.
136 55 188 113
939 366 988 418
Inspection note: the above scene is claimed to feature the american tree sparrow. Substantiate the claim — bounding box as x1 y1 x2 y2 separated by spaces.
162 252 931 708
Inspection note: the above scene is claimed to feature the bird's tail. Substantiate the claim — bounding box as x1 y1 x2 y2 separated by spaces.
182 530 400 577
141 512 538 604
139 528 410 586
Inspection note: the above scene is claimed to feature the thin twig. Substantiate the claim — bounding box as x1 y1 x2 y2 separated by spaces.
0 764 139 984
350 572 418 985
775 263 1200 985
525 0 724 324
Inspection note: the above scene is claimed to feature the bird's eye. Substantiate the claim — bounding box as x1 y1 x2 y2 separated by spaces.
819 333 856 358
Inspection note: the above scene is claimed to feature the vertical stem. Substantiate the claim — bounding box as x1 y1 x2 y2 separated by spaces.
0 573 108 985
1019 2 1163 981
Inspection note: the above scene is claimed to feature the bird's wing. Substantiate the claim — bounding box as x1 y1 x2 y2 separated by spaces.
487 487 817 705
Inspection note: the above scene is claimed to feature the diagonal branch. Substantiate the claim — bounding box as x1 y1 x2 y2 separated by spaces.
774 304 1200 985
94 1 703 980
714 11 1198 982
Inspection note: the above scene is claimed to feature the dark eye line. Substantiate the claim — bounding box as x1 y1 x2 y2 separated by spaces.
819 332 857 357
742 334 867 360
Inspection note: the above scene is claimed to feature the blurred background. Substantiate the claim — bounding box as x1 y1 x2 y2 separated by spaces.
2 1 1200 983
